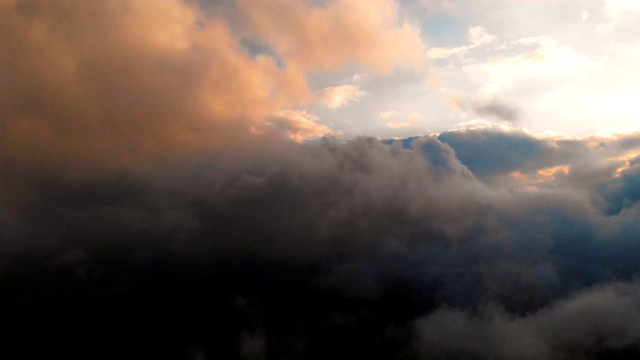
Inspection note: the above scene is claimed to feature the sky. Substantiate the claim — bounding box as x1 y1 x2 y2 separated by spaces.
4 1 640 359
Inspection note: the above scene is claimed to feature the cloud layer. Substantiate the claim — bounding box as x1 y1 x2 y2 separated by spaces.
5 129 640 358
4 1 640 359
0 0 423 171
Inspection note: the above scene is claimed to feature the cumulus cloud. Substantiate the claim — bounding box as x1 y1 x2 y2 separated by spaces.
436 128 640 184
6 1 640 359
238 0 424 73
0 0 424 171
267 109 334 142
7 129 640 357
0 0 312 170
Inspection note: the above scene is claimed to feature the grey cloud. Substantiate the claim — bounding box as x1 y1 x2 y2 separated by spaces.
437 129 588 179
3 132 640 358
415 282 640 360
473 98 521 123
437 129 640 188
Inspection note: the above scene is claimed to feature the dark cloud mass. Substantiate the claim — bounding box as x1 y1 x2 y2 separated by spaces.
4 133 640 359
5 1 640 359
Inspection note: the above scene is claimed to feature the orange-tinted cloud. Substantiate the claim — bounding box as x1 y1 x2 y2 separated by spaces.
386 111 422 129
0 0 424 172
379 110 398 120
447 94 466 111
0 0 309 170
267 109 334 142
509 165 570 184
238 0 424 73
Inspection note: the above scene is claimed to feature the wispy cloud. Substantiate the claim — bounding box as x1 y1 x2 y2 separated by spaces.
379 110 398 120
386 111 422 128
427 26 496 59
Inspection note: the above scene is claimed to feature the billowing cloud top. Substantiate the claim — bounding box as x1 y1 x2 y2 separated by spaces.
3 1 640 359
0 0 423 170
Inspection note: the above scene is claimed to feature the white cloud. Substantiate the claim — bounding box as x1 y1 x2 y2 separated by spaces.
604 0 640 20
427 46 469 59
463 37 597 95
469 26 496 46
598 0 640 33
287 1 640 139
317 84 366 109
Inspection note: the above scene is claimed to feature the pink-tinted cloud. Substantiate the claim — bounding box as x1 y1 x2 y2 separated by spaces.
238 0 425 73
386 111 422 128
0 0 425 172
267 109 334 142
0 0 310 170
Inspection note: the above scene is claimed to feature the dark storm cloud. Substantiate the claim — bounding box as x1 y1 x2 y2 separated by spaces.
4 132 640 358
1 136 487 358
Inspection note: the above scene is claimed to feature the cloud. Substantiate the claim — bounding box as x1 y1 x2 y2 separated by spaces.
386 122 412 129
0 0 425 172
267 109 334 142
7 1 640 358
469 26 496 46
426 26 496 59
6 130 640 357
317 84 366 109
379 110 398 119
599 0 640 33
415 282 640 359
447 95 521 123
436 128 640 184
426 45 469 59
407 111 423 122
463 37 597 95
0 0 315 170
447 93 466 110
238 0 425 73
473 98 520 123
386 111 422 129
